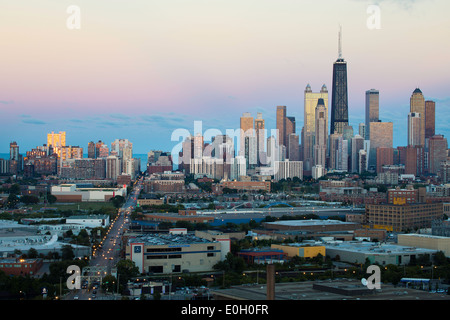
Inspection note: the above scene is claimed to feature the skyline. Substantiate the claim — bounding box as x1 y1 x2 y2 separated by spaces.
1 0 450 154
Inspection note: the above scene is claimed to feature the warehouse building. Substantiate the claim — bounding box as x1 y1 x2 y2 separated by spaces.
262 219 360 233
324 241 436 266
398 233 450 257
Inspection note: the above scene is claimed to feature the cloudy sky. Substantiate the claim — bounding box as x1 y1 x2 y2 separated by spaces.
1 0 449 155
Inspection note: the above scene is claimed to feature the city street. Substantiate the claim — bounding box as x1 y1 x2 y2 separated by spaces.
65 177 143 300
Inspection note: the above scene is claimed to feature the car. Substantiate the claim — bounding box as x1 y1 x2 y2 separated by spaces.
73 295 79 300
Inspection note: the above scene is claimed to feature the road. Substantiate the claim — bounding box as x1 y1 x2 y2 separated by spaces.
65 177 143 300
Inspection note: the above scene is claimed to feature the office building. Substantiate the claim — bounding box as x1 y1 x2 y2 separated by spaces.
408 112 422 147
368 121 393 169
276 106 287 149
330 27 349 135
410 88 426 146
314 98 328 168
351 135 365 173
288 134 300 161
304 84 329 134
365 89 380 140
240 112 254 156
425 100 436 140
254 113 266 166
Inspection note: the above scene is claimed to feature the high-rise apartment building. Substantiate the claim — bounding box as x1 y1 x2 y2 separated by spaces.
9 141 21 175
47 131 66 158
429 135 448 175
365 89 379 140
330 27 349 135
410 88 425 146
274 160 303 182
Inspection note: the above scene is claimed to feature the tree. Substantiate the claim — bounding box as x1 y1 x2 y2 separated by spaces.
46 194 57 204
110 195 125 208
27 248 38 259
61 245 75 261
116 260 139 286
6 193 19 209
102 274 117 293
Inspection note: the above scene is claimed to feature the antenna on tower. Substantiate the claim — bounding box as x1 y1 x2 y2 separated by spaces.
338 25 343 59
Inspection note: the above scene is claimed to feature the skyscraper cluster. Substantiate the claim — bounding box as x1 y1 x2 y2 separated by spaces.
177 27 449 183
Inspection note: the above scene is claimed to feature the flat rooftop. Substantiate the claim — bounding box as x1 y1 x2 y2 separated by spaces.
211 279 450 300
128 233 213 246
324 241 437 255
265 219 356 227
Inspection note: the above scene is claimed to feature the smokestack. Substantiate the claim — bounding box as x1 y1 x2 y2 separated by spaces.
266 264 275 300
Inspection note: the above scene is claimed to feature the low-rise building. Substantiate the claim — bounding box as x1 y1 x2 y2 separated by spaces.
271 243 326 259
0 258 43 276
126 233 224 274
324 241 436 266
51 184 127 202
65 215 110 228
398 233 450 257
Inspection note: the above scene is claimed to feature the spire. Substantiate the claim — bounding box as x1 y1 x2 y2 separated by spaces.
338 25 343 59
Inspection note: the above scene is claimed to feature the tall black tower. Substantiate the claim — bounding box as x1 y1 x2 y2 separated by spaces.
330 27 348 135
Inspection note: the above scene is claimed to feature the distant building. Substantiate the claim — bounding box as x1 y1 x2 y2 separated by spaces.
365 202 443 232
51 184 127 202
274 160 303 181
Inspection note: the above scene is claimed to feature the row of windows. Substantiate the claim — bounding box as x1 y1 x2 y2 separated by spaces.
146 253 216 260
146 248 182 253
0 264 31 268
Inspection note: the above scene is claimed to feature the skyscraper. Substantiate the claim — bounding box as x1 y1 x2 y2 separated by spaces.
314 98 328 168
330 27 349 135
351 135 365 173
47 131 66 158
285 116 296 157
254 112 265 165
365 89 380 140
410 88 425 146
425 100 436 140
240 112 254 156
303 84 328 171
368 121 393 169
407 112 422 147
304 84 329 134
276 106 287 148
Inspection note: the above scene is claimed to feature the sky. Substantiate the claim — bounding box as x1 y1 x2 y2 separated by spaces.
1 0 450 156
